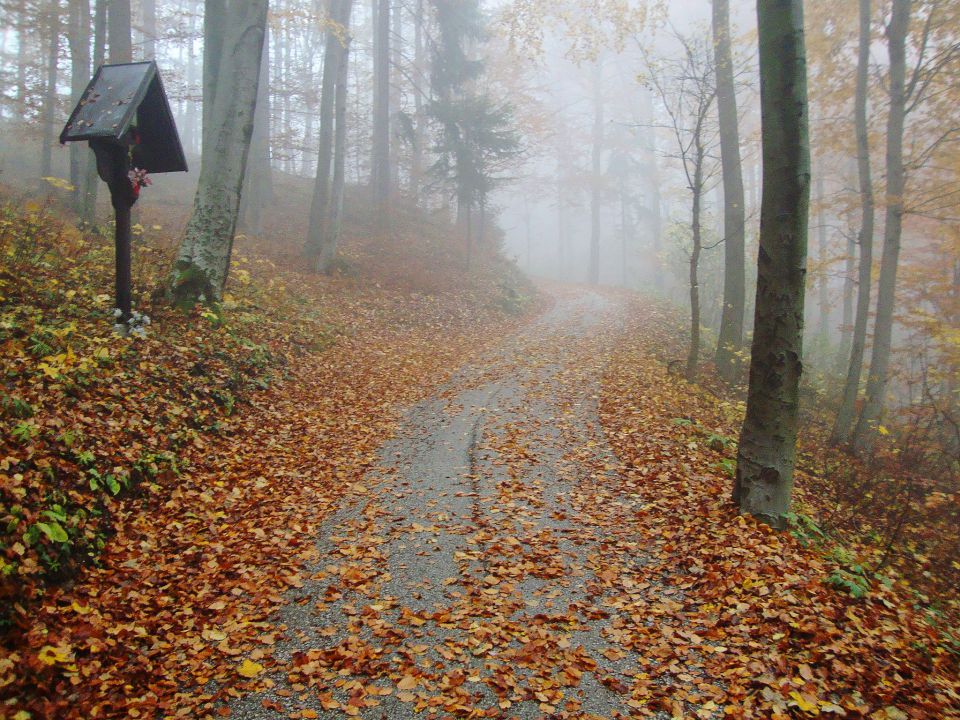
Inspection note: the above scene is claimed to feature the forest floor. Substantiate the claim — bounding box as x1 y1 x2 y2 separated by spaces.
1 196 958 719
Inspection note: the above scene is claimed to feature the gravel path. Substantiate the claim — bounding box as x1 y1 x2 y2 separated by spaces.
230 290 668 719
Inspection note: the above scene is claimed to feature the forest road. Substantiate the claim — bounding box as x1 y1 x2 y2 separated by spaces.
230 288 675 720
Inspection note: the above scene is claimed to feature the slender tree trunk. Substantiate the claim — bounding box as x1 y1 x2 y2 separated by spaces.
316 0 355 270
712 0 747 383
853 0 910 452
141 0 156 58
836 229 856 375
410 0 424 204
68 0 90 208
816 172 830 347
41 2 60 179
306 0 346 261
81 0 105 224
734 0 810 528
240 27 272 234
171 0 268 302
687 150 703 381
107 0 131 62
372 0 390 230
327 16 352 260
589 59 603 286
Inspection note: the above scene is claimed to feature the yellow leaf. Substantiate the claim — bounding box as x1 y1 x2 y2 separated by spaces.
71 601 91 614
878 425 890 436
37 645 72 665
237 659 264 678
789 691 820 715
14 711 31 720
203 627 227 642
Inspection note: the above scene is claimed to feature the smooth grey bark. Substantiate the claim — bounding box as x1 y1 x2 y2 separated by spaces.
171 0 268 302
589 59 602 286
240 27 272 234
41 4 59 179
80 0 105 224
328 17 352 260
306 0 348 261
734 0 810 528
853 0 910 451
410 0 425 203
201 0 226 150
107 0 131 62
372 0 391 230
141 0 156 58
307 0 354 271
68 0 91 207
712 0 747 383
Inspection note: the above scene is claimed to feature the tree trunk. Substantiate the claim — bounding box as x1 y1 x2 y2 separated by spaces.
712 0 747 383
410 0 425 204
831 0 875 445
107 0 131 62
306 0 347 262
816 172 830 347
835 229 856 375
687 149 703 381
734 0 810 529
240 26 272 234
326 12 352 261
41 2 60 179
141 0 156 58
171 0 268 303
81 0 105 224
589 59 602 286
68 0 90 208
853 0 910 452
201 0 226 150
372 0 390 230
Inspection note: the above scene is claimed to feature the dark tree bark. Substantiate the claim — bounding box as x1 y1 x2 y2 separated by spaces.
686 140 704 381
853 0 911 452
328 16 352 259
712 0 747 383
734 0 811 528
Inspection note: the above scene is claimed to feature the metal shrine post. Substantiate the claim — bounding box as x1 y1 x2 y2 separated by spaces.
60 61 187 326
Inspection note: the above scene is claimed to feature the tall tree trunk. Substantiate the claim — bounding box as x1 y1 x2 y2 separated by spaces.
141 0 156 58
171 0 268 303
687 148 704 381
410 0 425 204
853 0 910 452
81 0 106 224
734 0 810 529
815 172 830 347
836 229 856 375
68 0 90 208
372 0 390 230
589 59 603 286
202 0 226 149
107 0 131 62
327 15 353 262
712 0 747 383
41 1 60 179
240 27 272 234
306 0 347 261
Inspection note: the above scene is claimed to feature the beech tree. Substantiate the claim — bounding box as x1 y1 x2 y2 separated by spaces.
170 0 268 302
712 0 746 384
734 0 810 528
